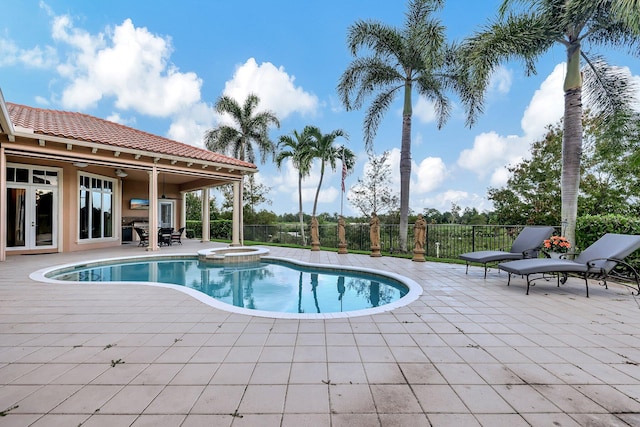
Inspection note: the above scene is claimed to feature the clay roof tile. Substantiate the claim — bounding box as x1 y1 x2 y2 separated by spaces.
6 103 256 169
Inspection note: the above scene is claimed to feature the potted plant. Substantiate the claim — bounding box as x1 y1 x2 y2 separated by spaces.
543 235 571 258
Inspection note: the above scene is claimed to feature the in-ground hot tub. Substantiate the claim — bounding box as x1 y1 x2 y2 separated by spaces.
197 246 269 264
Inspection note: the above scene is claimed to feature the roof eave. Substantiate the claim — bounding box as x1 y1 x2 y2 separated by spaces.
10 129 257 174
0 89 16 141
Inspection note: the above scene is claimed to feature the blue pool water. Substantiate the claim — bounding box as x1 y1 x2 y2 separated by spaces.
48 257 409 314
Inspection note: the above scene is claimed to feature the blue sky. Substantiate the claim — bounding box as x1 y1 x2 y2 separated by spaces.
2 0 639 217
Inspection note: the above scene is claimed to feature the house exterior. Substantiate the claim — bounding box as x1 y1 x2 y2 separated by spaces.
0 89 256 261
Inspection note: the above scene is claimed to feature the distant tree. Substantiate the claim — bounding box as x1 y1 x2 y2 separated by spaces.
185 191 202 221
489 123 563 226
204 93 280 164
449 202 461 224
421 208 444 224
185 190 219 221
306 126 355 217
460 207 488 225
219 176 271 215
243 175 272 215
246 209 278 225
348 151 399 217
337 0 473 252
276 127 314 244
488 115 640 226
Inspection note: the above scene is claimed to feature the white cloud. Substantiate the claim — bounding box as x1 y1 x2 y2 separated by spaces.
415 190 491 213
488 66 512 95
520 63 565 140
457 64 565 181
105 112 136 126
19 9 218 146
53 17 203 117
413 157 446 193
0 37 57 68
34 96 50 106
414 96 437 123
222 58 319 120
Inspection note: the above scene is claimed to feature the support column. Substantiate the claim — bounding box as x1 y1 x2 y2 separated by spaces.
147 167 159 251
180 191 186 229
0 145 6 262
231 180 241 246
202 188 210 242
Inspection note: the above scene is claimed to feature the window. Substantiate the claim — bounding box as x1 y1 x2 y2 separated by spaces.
79 174 114 240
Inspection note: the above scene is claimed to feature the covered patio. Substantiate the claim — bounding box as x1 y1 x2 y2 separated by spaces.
0 240 639 426
0 88 255 261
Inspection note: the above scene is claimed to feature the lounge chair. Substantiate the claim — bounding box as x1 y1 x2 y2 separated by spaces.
134 227 149 247
459 226 555 278
171 227 185 245
498 233 640 297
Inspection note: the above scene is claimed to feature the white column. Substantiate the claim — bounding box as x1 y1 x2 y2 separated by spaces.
148 167 159 250
180 191 187 229
202 188 210 242
0 145 6 262
231 180 241 246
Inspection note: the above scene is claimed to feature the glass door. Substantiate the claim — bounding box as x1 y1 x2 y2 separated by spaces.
6 188 26 247
6 165 58 250
158 200 175 229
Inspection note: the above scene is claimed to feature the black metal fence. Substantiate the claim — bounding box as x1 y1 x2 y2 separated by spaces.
242 224 560 259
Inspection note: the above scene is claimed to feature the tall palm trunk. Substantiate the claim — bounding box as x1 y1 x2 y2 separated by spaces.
562 88 582 247
297 173 306 245
399 83 413 252
312 162 326 217
561 42 583 248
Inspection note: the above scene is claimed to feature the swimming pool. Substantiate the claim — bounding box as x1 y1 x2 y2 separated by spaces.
35 255 422 319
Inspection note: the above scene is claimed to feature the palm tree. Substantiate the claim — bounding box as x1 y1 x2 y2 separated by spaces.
306 126 355 218
204 93 280 164
276 127 314 245
337 0 469 252
462 0 640 246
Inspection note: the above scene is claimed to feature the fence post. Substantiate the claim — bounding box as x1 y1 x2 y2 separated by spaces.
472 225 476 252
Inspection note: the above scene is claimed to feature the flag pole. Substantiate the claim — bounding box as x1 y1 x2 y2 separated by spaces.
340 147 346 217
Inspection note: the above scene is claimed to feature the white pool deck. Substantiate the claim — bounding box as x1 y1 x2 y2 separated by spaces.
1 239 639 426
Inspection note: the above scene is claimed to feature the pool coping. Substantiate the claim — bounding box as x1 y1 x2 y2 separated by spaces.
29 250 423 319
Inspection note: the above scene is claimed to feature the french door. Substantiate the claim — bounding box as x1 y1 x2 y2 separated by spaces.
158 199 175 229
6 165 58 250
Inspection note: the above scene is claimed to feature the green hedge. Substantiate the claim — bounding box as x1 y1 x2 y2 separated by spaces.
577 214 640 268
185 220 232 240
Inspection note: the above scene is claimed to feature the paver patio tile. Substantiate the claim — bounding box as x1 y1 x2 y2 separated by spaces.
143 385 204 414
3 242 640 422
190 384 245 414
289 362 327 384
452 384 514 413
99 385 164 414
237 384 286 414
284 384 329 413
329 384 376 414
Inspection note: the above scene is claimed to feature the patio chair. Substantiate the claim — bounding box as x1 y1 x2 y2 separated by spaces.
158 227 173 246
459 226 554 278
171 227 185 245
134 227 148 247
498 233 640 297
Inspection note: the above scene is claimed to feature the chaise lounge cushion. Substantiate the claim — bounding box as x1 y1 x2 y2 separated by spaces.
459 226 555 277
498 233 640 296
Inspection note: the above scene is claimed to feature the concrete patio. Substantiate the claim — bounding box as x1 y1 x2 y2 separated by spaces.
1 239 639 426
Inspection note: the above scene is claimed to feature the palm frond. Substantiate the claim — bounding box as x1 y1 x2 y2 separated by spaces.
363 90 397 151
582 54 639 120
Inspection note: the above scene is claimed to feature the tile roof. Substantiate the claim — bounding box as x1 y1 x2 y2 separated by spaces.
6 103 256 169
